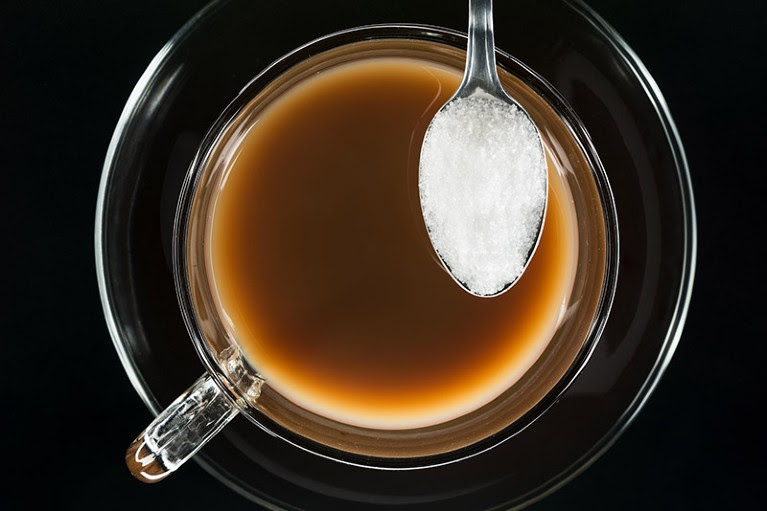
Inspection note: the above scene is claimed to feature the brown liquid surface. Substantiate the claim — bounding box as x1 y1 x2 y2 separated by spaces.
208 58 577 429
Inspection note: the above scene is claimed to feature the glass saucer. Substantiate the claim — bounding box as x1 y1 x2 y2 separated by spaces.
96 0 695 508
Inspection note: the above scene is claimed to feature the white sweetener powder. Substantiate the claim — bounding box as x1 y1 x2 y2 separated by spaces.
419 93 547 296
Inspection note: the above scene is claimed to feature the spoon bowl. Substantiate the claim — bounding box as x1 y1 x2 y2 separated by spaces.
419 0 548 297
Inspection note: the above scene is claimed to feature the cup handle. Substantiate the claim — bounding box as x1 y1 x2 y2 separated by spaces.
125 374 238 483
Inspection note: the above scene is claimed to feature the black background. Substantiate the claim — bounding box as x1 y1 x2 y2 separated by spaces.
1 0 763 509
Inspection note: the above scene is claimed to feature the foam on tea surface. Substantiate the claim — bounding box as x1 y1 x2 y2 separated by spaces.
206 58 577 429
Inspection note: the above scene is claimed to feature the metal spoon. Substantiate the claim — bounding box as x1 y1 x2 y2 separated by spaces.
419 0 547 298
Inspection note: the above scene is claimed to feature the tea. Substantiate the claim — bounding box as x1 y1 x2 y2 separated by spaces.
206 57 578 429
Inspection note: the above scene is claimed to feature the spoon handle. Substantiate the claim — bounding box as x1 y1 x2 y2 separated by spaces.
458 0 505 97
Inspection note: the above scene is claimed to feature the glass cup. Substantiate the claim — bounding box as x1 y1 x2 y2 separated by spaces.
125 25 618 482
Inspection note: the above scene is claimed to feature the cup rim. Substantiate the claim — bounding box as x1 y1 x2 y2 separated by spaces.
171 23 620 470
